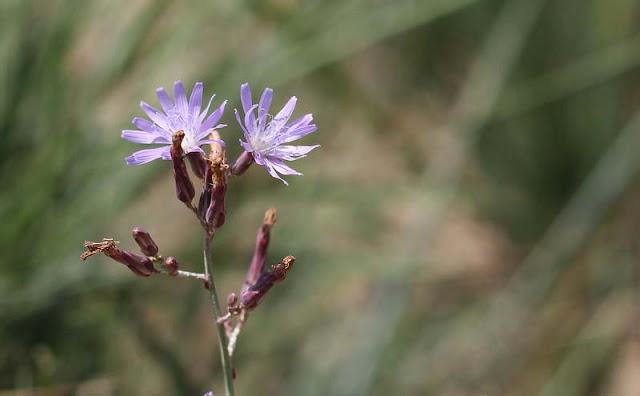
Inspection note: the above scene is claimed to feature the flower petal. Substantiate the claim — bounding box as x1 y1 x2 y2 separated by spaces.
258 88 273 131
267 157 303 176
131 117 155 133
280 124 317 144
132 117 171 139
189 82 203 118
199 94 216 123
260 157 289 185
121 130 169 144
240 83 253 112
286 114 313 131
241 83 256 130
267 144 320 161
125 146 171 165
234 108 252 142
156 87 174 113
271 96 297 132
239 139 253 152
173 81 188 115
198 100 227 139
140 101 171 130
253 151 267 166
244 104 259 137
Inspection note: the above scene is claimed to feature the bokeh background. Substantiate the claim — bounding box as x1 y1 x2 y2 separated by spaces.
2 0 640 395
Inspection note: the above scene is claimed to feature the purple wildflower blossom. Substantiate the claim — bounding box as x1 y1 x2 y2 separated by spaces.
122 81 227 165
234 83 319 185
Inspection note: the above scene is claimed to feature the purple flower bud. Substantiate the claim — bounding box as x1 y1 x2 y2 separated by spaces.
242 208 277 293
240 255 294 310
230 151 254 176
202 392 214 396
205 182 226 230
187 152 207 179
104 247 156 277
165 256 179 276
171 131 195 204
132 227 159 256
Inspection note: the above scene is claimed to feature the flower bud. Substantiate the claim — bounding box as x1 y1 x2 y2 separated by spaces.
132 227 159 256
104 247 156 277
171 131 195 204
205 182 226 230
187 152 207 179
164 256 179 276
242 208 277 293
240 256 294 310
230 151 254 176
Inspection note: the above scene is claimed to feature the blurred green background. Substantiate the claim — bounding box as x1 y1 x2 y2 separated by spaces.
2 0 640 395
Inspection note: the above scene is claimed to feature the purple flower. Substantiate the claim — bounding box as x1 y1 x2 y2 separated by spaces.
234 83 319 185
122 81 226 165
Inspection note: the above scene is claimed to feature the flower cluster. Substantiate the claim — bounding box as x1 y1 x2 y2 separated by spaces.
83 80 318 396
122 81 319 184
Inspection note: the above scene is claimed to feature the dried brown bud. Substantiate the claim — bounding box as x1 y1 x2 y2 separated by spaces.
187 152 207 179
240 255 295 310
132 227 159 256
171 131 195 204
242 208 278 293
81 239 117 260
104 246 157 277
230 151 254 176
164 256 179 276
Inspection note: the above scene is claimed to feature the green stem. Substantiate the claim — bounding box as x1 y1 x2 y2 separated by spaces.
203 235 235 396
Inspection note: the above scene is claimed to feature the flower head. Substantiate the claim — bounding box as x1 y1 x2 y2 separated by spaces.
234 83 319 185
122 81 226 165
